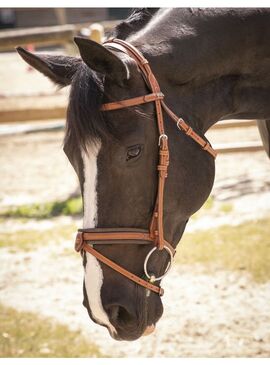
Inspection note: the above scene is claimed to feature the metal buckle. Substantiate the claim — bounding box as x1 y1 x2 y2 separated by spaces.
176 118 184 130
158 134 168 146
143 246 173 282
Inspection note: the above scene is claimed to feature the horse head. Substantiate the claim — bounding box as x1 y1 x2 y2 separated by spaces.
17 36 215 341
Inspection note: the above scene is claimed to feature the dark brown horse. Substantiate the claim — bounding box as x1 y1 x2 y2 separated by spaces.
18 8 270 341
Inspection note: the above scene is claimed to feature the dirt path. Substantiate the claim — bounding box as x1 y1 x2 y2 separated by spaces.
0 131 78 207
1 241 270 357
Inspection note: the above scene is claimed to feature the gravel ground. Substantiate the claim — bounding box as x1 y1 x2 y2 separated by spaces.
1 241 270 357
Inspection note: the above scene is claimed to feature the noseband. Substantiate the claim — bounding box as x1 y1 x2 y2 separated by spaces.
75 39 217 296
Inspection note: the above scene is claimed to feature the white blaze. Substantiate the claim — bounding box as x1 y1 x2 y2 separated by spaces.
82 142 116 334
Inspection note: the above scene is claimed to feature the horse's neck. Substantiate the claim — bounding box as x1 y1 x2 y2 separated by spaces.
129 8 270 132
111 8 159 40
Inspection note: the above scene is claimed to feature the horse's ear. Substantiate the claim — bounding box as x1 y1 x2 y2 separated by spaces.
74 37 129 85
16 47 80 87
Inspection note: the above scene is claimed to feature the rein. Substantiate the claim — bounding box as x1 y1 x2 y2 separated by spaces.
75 38 217 296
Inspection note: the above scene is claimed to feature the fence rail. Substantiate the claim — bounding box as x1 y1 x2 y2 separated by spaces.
0 25 75 50
215 141 263 154
0 96 259 128
0 20 119 51
0 95 66 123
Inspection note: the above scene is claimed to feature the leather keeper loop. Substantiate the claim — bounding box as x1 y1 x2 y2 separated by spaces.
186 126 193 136
159 150 169 157
158 164 168 170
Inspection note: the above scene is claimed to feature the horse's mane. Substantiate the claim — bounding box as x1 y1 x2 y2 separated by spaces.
109 8 159 40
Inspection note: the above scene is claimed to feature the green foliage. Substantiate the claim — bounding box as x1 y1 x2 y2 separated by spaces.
0 303 104 358
176 218 270 282
1 197 82 219
191 196 233 220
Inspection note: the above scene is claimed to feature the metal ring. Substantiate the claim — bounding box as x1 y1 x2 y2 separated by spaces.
158 134 168 146
143 246 173 282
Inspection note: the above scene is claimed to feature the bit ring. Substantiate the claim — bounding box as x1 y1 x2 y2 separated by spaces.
144 246 173 282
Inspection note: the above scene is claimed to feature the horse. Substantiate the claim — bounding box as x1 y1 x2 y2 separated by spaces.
17 8 270 341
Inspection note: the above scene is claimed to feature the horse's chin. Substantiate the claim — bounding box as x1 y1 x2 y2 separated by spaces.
108 324 156 341
142 324 156 336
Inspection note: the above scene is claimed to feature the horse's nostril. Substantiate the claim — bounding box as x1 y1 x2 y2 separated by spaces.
106 305 134 326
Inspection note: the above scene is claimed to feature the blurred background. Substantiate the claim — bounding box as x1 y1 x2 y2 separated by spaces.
0 7 270 358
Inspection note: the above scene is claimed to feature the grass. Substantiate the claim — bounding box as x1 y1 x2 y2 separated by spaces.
219 202 233 213
0 303 104 358
191 195 214 220
0 196 82 219
191 195 233 220
202 195 214 210
176 217 270 283
0 224 77 252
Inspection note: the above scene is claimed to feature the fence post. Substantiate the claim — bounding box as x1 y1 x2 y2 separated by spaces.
89 23 104 43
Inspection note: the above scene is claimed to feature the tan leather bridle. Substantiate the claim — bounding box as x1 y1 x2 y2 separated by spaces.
75 39 217 296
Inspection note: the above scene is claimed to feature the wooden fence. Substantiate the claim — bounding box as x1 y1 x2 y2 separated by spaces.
0 20 118 51
0 95 263 153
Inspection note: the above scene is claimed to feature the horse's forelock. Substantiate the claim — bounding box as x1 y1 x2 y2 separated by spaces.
65 63 110 152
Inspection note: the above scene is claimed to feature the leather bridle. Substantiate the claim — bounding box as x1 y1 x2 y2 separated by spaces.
75 39 217 297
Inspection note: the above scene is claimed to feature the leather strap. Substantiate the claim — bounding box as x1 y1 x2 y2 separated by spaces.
161 101 217 159
75 234 164 296
107 39 167 138
75 230 176 255
149 140 169 250
83 243 164 296
104 38 169 251
101 92 164 111
81 231 152 242
103 39 217 159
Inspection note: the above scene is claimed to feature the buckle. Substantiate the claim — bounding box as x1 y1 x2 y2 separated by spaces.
176 118 184 130
158 134 168 146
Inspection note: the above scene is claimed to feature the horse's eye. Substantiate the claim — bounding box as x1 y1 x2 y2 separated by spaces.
126 145 142 161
